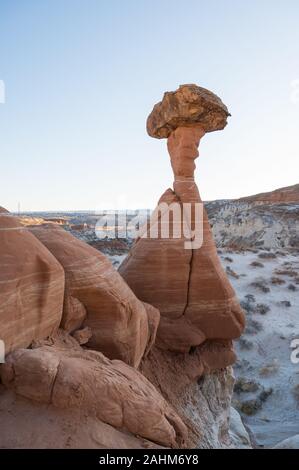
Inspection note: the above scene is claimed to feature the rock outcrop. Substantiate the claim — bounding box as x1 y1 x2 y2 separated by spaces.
238 183 299 204
147 84 230 138
29 224 159 367
0 84 248 450
0 330 186 448
0 215 64 354
120 84 245 354
0 206 9 213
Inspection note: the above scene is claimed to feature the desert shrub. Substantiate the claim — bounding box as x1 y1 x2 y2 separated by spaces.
238 338 254 350
292 384 299 401
279 300 291 307
259 387 273 403
237 387 273 415
258 252 277 259
276 251 286 257
288 283 297 291
275 269 298 278
250 280 270 293
259 360 279 377
224 256 233 262
238 399 261 415
250 261 264 268
240 299 255 314
255 303 270 315
226 266 239 279
245 294 256 303
245 318 263 335
271 277 286 285
234 377 259 394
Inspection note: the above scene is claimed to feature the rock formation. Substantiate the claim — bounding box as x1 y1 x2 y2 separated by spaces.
119 84 245 353
29 223 159 368
0 206 9 213
1 330 186 448
237 183 299 204
0 85 249 450
0 214 64 354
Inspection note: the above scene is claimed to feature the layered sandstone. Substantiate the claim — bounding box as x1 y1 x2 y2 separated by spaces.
120 84 245 354
0 330 186 448
147 84 230 138
30 224 159 367
0 215 64 354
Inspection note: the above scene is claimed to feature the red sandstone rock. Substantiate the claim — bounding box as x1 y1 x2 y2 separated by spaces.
0 215 64 354
1 334 187 448
72 326 92 345
147 84 230 138
237 183 299 204
120 85 245 354
29 224 159 367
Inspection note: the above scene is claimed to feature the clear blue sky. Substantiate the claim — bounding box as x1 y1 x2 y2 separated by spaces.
0 0 299 211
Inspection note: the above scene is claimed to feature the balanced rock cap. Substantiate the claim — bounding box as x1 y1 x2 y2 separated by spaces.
147 84 231 139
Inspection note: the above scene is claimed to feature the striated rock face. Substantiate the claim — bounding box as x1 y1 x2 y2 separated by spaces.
29 224 159 367
0 85 248 450
147 84 230 138
0 331 186 448
238 183 299 204
120 86 245 354
0 215 64 354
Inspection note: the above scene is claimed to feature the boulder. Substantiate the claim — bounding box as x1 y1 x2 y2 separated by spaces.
1 334 187 448
147 84 230 138
0 215 64 354
30 224 159 367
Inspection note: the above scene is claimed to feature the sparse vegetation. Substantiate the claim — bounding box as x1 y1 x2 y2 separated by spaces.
279 300 291 308
240 299 255 314
245 318 263 335
292 384 299 401
238 338 254 350
287 283 297 291
236 388 273 416
234 377 259 394
255 303 270 315
250 261 264 268
224 256 233 263
250 280 270 293
274 269 298 278
258 252 277 260
226 266 239 279
259 360 279 377
245 294 256 303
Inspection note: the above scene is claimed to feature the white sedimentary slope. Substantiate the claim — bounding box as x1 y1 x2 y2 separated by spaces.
217 249 299 448
205 200 299 250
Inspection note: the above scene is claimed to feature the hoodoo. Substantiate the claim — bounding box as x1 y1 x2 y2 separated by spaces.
119 84 245 353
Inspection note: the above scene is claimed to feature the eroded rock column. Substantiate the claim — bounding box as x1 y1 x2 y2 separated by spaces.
119 84 245 354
